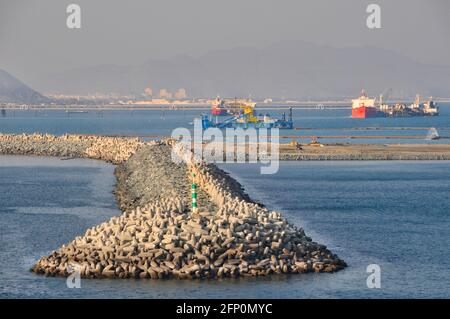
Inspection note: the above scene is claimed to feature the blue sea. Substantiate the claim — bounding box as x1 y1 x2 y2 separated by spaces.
0 107 449 298
0 105 449 144
0 156 448 298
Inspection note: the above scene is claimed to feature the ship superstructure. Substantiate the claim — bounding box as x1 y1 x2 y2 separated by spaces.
202 98 293 129
352 91 439 118
210 97 256 116
381 95 439 117
351 90 383 118
423 97 439 116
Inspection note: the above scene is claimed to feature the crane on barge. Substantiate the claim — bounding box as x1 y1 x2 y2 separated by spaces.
201 98 293 129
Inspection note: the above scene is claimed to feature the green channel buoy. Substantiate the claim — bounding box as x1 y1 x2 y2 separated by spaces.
191 173 198 212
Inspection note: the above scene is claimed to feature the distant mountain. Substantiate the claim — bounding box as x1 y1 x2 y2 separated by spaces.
37 41 450 99
0 69 49 103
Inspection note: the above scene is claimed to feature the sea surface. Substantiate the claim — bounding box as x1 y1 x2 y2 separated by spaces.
0 156 449 298
0 105 449 144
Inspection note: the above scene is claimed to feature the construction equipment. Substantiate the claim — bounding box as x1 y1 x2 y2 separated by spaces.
201 105 293 129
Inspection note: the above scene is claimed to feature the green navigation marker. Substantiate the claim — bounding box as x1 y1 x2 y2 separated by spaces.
191 172 198 212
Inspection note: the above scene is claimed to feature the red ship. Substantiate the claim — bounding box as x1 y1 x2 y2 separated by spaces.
211 107 227 116
211 97 228 116
210 97 257 116
351 91 384 118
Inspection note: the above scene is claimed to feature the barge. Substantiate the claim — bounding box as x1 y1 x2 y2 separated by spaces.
352 91 439 118
202 98 293 129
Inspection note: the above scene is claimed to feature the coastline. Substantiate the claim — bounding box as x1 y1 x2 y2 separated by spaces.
0 133 346 279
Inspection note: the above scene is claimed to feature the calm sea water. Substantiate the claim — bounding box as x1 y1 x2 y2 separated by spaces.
0 105 449 144
0 157 448 298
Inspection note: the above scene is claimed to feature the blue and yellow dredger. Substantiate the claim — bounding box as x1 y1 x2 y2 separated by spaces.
201 98 293 129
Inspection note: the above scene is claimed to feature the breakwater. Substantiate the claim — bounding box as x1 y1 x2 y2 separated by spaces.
279 144 450 161
0 133 346 279
0 133 142 164
279 152 450 160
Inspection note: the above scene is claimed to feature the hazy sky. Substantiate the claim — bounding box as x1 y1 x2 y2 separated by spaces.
1 0 449 85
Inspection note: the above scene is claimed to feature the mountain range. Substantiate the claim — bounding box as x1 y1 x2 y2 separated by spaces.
0 69 49 104
7 41 450 99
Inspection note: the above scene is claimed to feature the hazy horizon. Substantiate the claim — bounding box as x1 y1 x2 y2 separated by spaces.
1 0 450 99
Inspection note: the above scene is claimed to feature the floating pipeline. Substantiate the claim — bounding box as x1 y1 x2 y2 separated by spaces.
0 133 346 279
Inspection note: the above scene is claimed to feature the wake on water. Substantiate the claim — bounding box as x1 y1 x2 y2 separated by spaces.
426 127 439 140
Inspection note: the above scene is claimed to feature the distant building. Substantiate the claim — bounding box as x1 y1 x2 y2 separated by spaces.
158 89 172 99
133 99 170 105
144 87 153 97
174 88 187 99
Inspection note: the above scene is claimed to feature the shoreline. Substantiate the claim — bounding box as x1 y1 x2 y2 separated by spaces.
2 133 448 161
0 133 346 279
187 142 450 161
278 143 450 160
2 98 450 110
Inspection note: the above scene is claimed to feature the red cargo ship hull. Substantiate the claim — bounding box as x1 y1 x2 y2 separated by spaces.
211 108 227 116
352 106 384 118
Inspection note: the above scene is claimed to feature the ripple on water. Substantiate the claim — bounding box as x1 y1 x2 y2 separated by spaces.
1 157 449 298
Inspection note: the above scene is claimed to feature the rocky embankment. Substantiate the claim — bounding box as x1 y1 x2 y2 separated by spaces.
0 133 142 164
114 144 217 214
0 133 346 279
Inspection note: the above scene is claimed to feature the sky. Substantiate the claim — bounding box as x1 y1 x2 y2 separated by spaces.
1 0 449 86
